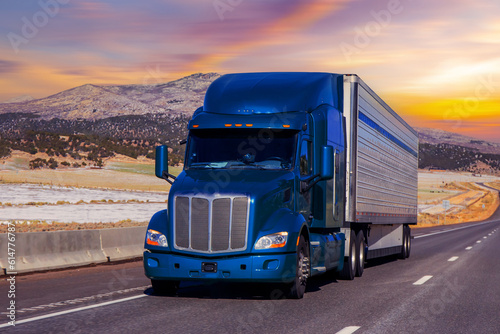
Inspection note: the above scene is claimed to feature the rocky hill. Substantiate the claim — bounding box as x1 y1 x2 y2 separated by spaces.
0 73 222 166
416 127 500 155
416 128 500 174
0 73 220 120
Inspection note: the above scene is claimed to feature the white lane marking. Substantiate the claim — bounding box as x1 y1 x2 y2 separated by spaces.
0 294 147 329
466 247 473 250
8 285 150 314
415 220 500 239
413 275 433 285
448 256 459 262
483 236 487 239
477 240 482 244
336 326 361 334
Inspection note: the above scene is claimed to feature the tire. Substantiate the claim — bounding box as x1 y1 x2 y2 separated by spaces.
151 279 179 296
355 230 366 277
339 230 356 280
288 235 309 299
399 226 408 259
405 226 411 259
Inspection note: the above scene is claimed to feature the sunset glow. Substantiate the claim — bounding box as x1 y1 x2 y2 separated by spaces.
1 0 499 141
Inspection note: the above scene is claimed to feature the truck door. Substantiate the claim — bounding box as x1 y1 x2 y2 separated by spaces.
297 137 313 220
332 148 341 224
326 108 345 228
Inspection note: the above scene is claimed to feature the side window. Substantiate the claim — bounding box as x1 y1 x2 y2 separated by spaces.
299 140 313 176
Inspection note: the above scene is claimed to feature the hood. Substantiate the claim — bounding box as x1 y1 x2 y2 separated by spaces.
167 169 296 256
171 169 294 200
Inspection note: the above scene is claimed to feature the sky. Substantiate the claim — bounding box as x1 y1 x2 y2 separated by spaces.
1 0 499 142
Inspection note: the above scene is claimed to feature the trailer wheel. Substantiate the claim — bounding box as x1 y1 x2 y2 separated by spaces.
355 230 366 277
288 235 309 299
339 230 356 280
405 226 411 259
399 226 408 259
151 279 179 296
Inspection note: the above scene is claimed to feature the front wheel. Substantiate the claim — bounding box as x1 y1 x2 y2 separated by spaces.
288 235 309 299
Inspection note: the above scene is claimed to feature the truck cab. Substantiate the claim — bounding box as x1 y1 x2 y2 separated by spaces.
144 72 418 298
144 73 347 298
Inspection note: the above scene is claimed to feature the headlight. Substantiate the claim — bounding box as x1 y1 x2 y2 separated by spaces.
146 229 168 247
254 232 288 250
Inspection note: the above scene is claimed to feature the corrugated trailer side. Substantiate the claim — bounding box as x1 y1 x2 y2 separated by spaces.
344 74 418 225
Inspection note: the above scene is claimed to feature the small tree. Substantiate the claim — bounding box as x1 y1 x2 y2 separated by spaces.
48 158 58 169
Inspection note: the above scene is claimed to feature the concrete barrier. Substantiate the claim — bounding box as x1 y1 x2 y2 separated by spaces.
100 226 147 261
0 227 148 275
11 230 107 274
0 233 7 272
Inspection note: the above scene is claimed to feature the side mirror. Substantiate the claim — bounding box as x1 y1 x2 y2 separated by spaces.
320 145 334 180
155 145 169 179
155 145 176 184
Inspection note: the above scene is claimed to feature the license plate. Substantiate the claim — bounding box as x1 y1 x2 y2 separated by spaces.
201 262 217 273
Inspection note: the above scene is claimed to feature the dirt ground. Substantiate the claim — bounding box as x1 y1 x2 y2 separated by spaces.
417 184 500 227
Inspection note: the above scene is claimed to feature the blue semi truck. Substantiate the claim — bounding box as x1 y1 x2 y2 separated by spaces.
144 72 418 298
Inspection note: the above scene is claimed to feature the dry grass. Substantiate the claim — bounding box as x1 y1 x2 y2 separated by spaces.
418 181 466 204
0 220 148 233
486 182 500 191
447 189 483 206
0 169 170 192
417 170 500 205
417 189 499 227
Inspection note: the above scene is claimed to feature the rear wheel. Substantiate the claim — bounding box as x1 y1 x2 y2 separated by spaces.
151 279 179 296
339 230 357 280
399 226 409 259
405 226 411 258
355 230 366 277
288 235 309 299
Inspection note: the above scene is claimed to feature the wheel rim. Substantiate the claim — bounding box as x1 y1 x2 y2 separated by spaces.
297 249 309 286
350 241 356 273
407 230 411 257
359 239 364 266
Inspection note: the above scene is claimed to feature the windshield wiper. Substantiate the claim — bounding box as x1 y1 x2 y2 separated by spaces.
188 162 225 169
229 163 267 170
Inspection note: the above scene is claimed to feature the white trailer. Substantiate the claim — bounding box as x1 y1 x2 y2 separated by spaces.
340 74 418 279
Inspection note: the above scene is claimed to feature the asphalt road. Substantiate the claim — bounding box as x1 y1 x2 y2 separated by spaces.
2 217 500 334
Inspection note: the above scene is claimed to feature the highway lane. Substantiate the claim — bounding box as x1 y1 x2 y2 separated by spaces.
1 218 500 333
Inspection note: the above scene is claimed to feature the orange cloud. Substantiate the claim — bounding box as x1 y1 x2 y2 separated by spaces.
187 0 351 73
387 93 500 142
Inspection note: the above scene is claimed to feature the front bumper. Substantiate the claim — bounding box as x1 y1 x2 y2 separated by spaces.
144 251 297 283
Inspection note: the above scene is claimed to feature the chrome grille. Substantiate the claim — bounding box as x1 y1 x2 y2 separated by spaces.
231 198 248 249
174 195 249 253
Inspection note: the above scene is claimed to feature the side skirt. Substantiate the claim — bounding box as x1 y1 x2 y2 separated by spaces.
367 246 402 260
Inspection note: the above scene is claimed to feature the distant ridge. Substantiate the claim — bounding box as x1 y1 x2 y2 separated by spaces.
416 127 500 155
2 95 35 104
0 73 221 120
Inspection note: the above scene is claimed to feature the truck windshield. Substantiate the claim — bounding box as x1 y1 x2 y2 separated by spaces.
186 128 298 170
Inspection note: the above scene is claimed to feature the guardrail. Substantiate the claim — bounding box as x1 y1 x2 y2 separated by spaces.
0 226 147 275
